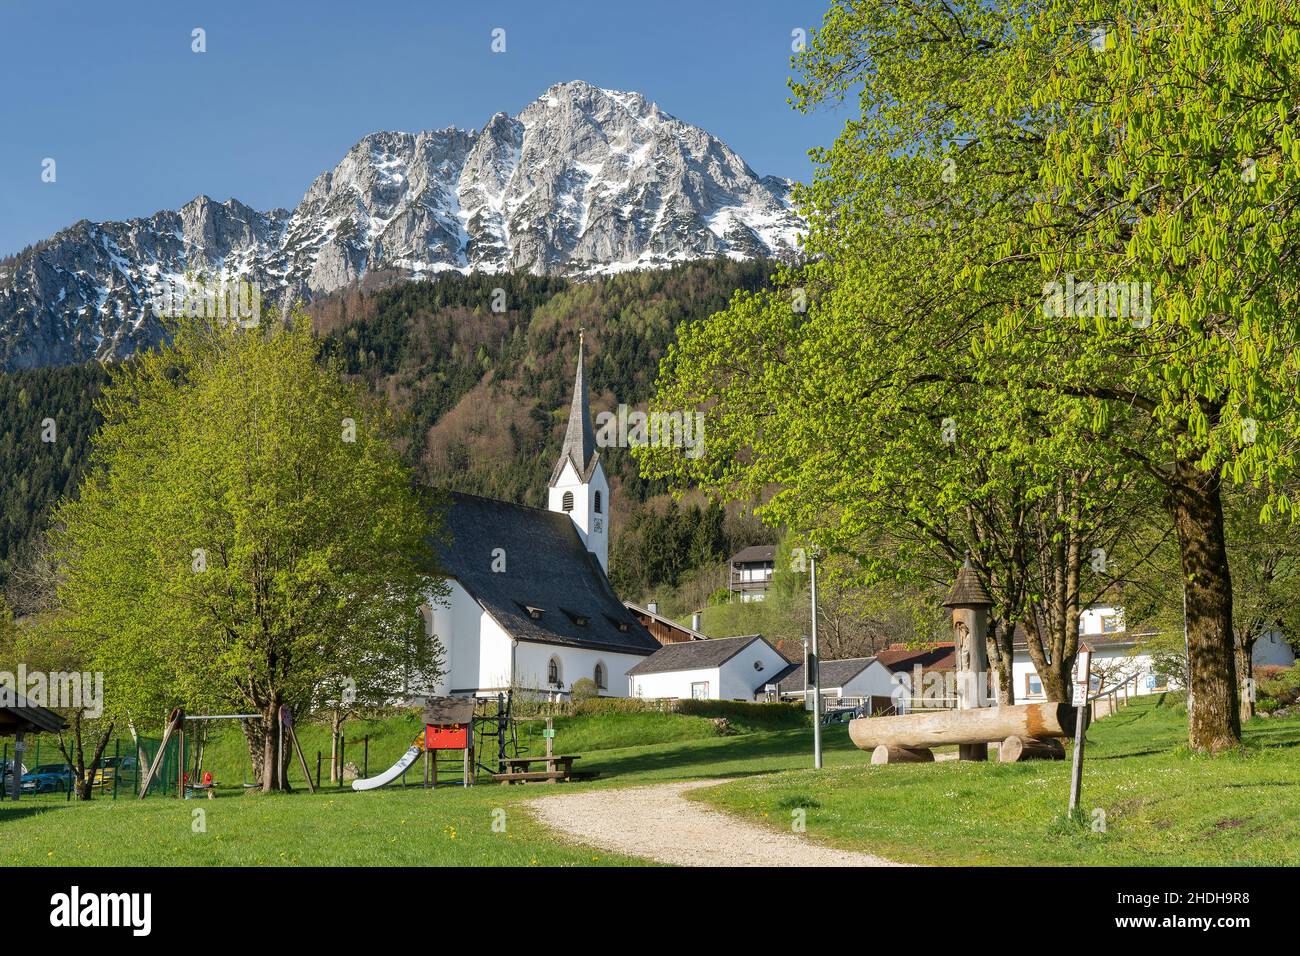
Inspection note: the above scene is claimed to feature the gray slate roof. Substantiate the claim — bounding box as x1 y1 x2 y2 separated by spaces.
626 635 770 676
775 657 878 693
433 491 658 656
548 333 600 487
731 545 776 564
0 687 67 735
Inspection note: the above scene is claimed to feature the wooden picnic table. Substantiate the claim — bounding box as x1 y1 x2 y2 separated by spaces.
501 754 580 773
492 754 597 785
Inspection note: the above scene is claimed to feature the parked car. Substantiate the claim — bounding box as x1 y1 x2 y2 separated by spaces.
20 764 75 794
1 758 28 794
93 755 138 789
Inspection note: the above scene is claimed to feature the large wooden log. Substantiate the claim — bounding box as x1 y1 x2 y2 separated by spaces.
848 703 1077 751
998 735 1066 763
871 745 934 764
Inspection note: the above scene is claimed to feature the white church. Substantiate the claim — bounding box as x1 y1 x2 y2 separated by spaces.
424 334 660 699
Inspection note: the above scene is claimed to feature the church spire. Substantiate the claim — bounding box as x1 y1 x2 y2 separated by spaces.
549 328 598 487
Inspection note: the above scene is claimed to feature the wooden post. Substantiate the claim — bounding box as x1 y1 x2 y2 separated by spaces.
338 735 345 789
138 709 181 798
545 717 554 760
11 733 24 801
287 723 315 794
177 721 185 799
316 751 322 790
1068 645 1093 818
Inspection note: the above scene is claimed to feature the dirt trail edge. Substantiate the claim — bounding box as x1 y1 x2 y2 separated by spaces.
526 779 906 867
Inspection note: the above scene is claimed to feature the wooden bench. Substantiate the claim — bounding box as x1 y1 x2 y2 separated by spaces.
491 769 601 785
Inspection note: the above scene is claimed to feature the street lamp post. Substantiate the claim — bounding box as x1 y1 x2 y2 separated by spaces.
811 551 822 770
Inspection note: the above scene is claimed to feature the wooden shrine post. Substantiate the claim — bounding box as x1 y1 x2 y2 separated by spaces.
943 558 993 761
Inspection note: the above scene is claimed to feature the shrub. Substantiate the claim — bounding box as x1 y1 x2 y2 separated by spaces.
569 678 598 703
677 699 808 727
1257 663 1300 713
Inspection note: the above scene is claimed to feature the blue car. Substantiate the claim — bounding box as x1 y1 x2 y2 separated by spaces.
21 763 74 794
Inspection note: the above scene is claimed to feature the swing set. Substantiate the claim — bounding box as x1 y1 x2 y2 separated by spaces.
137 705 316 798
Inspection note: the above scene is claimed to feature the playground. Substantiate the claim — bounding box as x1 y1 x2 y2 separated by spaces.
2 692 1299 867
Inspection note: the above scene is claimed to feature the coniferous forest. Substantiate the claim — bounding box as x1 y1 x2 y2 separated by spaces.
0 261 775 599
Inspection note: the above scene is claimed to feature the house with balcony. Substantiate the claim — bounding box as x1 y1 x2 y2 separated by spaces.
727 545 776 602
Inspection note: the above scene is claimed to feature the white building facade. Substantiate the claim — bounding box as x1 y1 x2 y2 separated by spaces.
1012 605 1296 700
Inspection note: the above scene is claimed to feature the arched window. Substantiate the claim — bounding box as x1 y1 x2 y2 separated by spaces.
593 490 602 514
548 657 561 685
562 491 574 512
594 662 607 690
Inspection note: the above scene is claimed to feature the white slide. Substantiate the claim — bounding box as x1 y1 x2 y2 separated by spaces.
351 744 422 791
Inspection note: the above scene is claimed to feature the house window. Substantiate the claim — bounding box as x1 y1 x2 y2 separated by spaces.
548 657 561 686
1025 673 1043 697
594 662 606 690
594 490 602 514
562 491 574 513
1100 615 1122 634
690 681 710 699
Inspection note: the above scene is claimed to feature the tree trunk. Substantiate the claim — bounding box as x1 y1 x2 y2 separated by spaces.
1023 614 1073 702
1235 630 1256 724
849 702 1078 749
1167 464 1241 753
330 710 344 783
987 617 1015 705
261 697 281 792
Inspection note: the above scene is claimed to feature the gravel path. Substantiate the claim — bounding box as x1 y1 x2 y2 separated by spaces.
527 779 904 867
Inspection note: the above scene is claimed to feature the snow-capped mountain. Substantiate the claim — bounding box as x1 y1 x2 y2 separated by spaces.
0 81 803 369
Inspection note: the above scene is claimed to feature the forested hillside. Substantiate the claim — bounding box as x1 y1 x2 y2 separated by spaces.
0 363 108 588
0 262 776 599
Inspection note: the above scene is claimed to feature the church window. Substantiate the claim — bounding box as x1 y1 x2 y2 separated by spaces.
562 491 574 512
548 657 561 685
594 491 602 514
594 662 606 690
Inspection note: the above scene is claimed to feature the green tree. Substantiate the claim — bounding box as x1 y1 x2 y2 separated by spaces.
51 314 444 790
646 1 1300 752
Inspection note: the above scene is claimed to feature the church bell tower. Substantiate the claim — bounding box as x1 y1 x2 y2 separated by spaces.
547 330 609 573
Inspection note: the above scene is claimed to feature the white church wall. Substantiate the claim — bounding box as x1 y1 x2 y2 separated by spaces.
513 641 645 698
427 580 514 696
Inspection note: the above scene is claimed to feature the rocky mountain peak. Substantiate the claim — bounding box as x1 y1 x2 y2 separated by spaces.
0 82 803 369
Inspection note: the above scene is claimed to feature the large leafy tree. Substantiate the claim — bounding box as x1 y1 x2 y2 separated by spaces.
644 1 1300 752
52 314 443 789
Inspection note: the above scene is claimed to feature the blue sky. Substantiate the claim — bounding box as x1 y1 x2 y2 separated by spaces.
0 0 845 256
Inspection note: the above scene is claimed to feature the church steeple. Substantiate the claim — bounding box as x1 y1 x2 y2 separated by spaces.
547 329 609 573
549 328 598 487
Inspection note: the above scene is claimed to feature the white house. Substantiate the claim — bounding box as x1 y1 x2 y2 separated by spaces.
767 657 900 712
627 635 790 700
423 334 659 699
1012 605 1297 700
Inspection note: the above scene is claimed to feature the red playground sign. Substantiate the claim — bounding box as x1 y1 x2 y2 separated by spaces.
425 724 469 750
